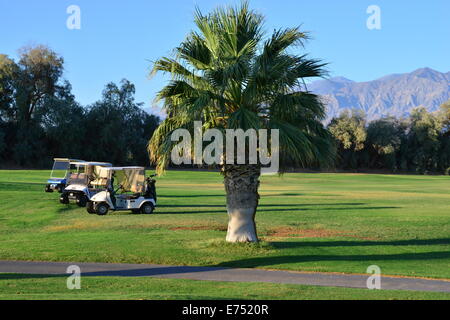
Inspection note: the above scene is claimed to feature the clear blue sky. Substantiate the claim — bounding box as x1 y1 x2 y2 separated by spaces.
1 0 449 116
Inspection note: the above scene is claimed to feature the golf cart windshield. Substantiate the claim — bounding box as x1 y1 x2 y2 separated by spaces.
50 160 70 179
67 163 88 185
89 166 110 188
113 168 145 194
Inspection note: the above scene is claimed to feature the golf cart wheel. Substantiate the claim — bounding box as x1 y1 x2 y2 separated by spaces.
45 185 53 193
141 203 154 214
76 195 87 207
59 193 69 204
57 184 66 193
86 202 95 214
96 203 109 216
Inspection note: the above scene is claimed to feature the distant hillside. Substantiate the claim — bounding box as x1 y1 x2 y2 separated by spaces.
307 68 450 122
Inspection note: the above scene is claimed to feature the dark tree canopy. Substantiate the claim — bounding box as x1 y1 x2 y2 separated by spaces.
327 103 450 174
0 45 160 168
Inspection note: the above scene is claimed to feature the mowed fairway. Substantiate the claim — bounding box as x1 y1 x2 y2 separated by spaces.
0 170 449 298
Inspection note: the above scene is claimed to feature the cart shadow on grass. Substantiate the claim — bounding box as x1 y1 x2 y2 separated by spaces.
154 202 400 215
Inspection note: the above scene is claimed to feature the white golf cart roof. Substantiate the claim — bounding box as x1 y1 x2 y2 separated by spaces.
53 158 84 163
105 166 145 171
53 159 112 167
74 161 113 167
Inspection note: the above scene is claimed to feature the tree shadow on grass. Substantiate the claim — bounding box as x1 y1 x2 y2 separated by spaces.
261 192 304 197
2 247 448 281
160 194 224 198
160 193 308 198
0 265 230 280
0 274 65 280
0 182 44 192
216 250 450 269
0 182 43 186
155 203 399 214
52 202 398 215
268 238 450 249
158 203 367 209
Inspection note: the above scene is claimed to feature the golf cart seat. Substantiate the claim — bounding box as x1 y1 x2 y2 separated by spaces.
123 193 141 200
91 177 108 188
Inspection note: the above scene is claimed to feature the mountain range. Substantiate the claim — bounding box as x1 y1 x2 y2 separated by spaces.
307 68 450 122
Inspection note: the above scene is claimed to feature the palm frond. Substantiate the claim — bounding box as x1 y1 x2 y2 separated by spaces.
227 107 262 130
148 2 334 173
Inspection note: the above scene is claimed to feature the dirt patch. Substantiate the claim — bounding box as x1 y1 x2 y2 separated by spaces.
264 227 374 240
44 220 107 232
170 225 227 232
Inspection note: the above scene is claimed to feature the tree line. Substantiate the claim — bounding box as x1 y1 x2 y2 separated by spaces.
327 104 450 174
0 45 160 168
1 44 449 174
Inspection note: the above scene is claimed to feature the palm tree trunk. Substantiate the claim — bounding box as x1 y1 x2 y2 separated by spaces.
222 164 261 242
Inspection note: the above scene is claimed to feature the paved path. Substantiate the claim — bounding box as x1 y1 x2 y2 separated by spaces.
1 260 449 293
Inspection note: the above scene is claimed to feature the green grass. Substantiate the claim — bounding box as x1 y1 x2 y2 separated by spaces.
0 170 449 299
1 274 449 300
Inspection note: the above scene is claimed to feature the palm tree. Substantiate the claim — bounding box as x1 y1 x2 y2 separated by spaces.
148 2 335 242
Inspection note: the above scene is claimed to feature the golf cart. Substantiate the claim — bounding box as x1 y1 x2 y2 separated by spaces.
45 158 84 193
86 167 157 215
59 161 113 207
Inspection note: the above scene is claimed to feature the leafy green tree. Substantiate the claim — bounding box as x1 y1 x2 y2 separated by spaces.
328 110 367 169
366 117 406 171
14 45 64 123
0 54 17 121
0 121 6 160
1 44 159 168
437 100 450 132
129 110 160 166
36 81 86 160
148 2 334 242
406 107 442 173
85 79 159 166
436 100 450 172
0 46 65 166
